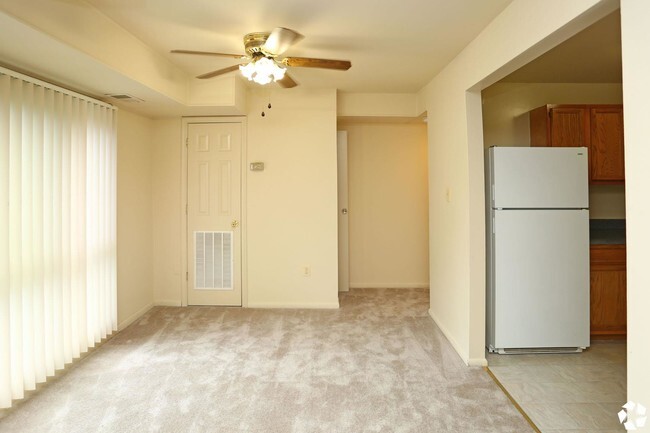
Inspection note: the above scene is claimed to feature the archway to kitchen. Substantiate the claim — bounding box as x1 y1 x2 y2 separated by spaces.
481 10 626 432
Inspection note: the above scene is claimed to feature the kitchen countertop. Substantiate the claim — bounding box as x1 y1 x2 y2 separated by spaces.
590 219 626 245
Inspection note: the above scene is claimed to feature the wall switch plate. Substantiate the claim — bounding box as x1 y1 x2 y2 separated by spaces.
250 162 265 171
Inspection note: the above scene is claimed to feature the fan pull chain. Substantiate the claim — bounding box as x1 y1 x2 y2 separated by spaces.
261 92 273 117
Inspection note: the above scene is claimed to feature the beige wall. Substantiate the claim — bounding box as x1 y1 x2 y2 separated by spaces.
481 82 622 148
150 89 339 308
481 82 625 219
151 118 183 305
116 109 154 329
338 122 429 288
246 89 339 308
621 0 650 414
418 0 617 365
337 93 421 117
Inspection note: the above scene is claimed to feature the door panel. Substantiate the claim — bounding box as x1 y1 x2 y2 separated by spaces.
490 147 589 209
187 123 242 306
493 209 590 349
550 107 588 147
337 131 349 292
590 107 625 182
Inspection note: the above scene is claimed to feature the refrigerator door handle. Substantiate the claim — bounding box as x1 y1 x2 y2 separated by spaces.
491 184 495 206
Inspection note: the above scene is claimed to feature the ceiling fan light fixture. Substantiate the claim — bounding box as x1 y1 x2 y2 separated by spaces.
173 27 350 87
239 56 286 85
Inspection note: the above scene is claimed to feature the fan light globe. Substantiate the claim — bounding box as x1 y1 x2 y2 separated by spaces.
239 57 286 85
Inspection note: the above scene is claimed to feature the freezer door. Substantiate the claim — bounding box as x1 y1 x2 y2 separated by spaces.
489 147 589 209
493 209 590 350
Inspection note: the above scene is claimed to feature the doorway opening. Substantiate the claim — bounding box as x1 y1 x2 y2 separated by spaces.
481 10 626 432
336 116 430 300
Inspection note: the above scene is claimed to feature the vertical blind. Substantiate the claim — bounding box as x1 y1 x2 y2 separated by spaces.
0 67 117 408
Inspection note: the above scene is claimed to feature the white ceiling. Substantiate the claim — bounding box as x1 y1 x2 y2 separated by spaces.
500 11 621 83
84 0 513 93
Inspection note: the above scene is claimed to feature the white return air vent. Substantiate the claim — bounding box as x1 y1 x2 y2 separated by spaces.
194 231 233 291
104 93 144 103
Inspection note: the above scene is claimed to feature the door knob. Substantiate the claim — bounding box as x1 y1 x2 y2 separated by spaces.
341 208 348 215
231 220 239 229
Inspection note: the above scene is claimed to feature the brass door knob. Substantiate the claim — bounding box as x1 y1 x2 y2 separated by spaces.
231 220 240 229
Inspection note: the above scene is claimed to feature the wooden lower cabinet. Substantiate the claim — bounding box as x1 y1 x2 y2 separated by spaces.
590 245 626 339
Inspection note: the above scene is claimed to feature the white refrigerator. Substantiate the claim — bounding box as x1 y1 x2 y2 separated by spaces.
486 147 590 354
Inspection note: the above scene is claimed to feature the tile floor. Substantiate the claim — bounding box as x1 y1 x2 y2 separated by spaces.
487 342 627 433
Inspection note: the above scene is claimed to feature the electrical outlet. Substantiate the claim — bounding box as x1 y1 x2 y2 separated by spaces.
303 266 311 277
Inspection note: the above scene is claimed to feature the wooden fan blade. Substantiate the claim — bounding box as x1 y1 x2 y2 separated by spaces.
263 27 304 56
171 49 247 59
277 73 298 88
282 57 351 70
197 64 243 79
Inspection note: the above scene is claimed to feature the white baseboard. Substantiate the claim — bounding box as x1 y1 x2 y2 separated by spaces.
428 308 470 365
118 302 154 331
152 299 341 309
349 283 430 289
468 357 488 367
247 301 340 309
152 299 339 309
154 300 182 307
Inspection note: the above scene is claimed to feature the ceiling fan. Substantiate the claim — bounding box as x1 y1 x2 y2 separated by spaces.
171 27 351 88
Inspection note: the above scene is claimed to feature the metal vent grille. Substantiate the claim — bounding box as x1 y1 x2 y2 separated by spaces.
194 231 233 290
104 93 144 103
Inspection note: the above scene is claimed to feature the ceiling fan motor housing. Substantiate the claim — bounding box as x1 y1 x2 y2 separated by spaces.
243 32 272 57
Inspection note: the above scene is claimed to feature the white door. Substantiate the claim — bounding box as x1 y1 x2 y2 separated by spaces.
337 131 349 292
187 122 242 306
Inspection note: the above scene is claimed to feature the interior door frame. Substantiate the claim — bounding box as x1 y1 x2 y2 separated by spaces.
181 117 248 307
337 131 350 292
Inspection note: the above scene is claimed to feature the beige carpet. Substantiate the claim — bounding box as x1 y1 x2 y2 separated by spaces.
0 288 533 433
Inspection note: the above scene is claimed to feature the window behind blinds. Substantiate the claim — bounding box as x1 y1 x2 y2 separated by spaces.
0 66 117 408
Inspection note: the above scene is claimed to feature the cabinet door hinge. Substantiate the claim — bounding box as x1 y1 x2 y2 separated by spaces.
185 137 189 147
186 271 188 281
185 204 188 215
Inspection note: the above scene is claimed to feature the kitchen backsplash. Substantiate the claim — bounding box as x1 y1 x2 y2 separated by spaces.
589 185 625 219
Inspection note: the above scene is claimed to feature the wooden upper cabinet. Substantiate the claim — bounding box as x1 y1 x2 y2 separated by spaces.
529 104 624 184
530 105 589 147
550 107 589 147
590 106 625 183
